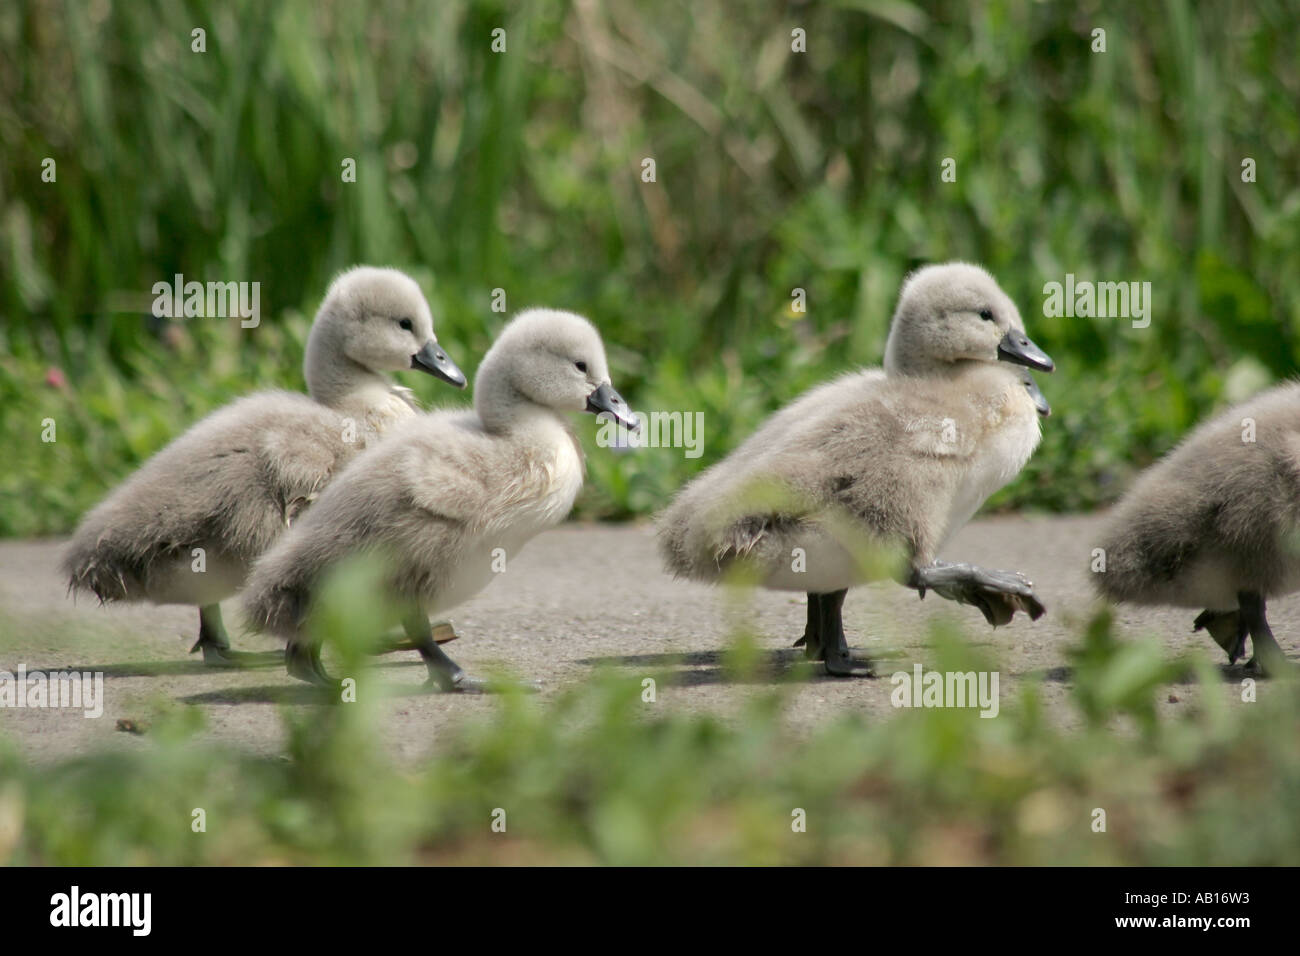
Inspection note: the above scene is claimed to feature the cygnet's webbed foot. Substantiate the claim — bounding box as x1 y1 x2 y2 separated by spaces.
191 631 232 663
285 641 343 691
191 603 276 667
402 614 539 694
373 620 459 654
908 561 1046 626
1237 591 1288 678
823 647 876 678
1193 609 1247 664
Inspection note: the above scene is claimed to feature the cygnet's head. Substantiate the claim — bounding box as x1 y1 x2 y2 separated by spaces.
475 308 639 430
309 266 466 387
883 262 1053 379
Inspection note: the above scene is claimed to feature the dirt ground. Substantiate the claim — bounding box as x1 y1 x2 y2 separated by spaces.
1 514 1291 764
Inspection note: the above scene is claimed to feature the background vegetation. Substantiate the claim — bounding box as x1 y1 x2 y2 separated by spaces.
4 0 1300 534
6 606 1300 866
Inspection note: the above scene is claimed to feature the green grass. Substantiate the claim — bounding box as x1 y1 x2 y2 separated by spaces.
4 609 1299 865
3 0 1300 533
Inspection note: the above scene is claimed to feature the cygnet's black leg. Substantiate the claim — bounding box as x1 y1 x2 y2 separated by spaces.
1192 608 1248 664
285 640 340 689
1239 591 1286 677
907 561 1046 625
818 589 874 678
792 593 823 659
191 603 281 667
191 603 233 661
795 592 872 668
402 613 537 694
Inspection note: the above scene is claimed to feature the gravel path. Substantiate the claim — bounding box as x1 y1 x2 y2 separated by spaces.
1 514 1291 764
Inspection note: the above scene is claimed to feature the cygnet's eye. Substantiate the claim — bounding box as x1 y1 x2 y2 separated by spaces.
398 317 414 332
575 361 588 373
978 309 994 321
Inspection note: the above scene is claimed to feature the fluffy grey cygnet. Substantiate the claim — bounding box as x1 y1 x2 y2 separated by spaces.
1095 382 1300 674
242 308 637 691
658 262 1054 676
63 267 465 663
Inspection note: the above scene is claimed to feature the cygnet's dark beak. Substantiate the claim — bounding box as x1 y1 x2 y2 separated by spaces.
585 383 639 431
411 340 467 388
1021 370 1051 417
997 329 1054 372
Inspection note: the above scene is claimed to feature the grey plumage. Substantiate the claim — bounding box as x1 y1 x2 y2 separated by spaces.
657 262 1052 674
62 266 463 653
660 263 1045 583
64 391 371 606
240 308 636 690
1094 382 1300 670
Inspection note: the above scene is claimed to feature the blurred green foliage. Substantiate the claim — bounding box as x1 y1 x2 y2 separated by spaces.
4 609 1299 865
3 0 1300 533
